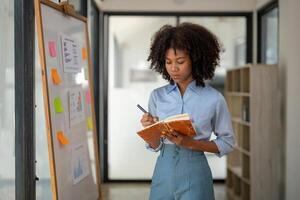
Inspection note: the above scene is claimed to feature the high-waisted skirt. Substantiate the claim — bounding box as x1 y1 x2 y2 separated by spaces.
149 144 215 200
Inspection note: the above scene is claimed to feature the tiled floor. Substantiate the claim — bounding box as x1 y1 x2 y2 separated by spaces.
0 181 226 199
102 182 226 200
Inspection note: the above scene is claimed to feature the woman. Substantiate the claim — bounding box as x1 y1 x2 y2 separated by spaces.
140 23 235 200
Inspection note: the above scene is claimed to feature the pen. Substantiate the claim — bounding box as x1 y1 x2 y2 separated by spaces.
137 104 148 114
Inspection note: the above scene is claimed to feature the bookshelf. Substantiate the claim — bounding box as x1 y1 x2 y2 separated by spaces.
225 64 282 200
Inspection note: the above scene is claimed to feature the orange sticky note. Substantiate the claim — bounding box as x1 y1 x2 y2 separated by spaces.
57 131 69 145
82 47 87 60
87 117 93 130
51 68 61 85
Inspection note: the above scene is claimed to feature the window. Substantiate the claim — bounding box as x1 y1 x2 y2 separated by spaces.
258 2 279 64
0 1 15 199
35 35 52 200
106 14 248 180
108 16 177 180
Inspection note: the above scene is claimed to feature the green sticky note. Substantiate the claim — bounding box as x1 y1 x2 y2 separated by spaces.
87 117 93 130
54 97 64 113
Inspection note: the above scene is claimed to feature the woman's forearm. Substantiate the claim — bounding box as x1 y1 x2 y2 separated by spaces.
148 136 162 149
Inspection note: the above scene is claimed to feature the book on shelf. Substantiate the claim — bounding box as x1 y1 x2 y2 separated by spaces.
137 113 196 148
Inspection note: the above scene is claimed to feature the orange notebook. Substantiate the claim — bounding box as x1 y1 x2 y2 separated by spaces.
137 113 196 148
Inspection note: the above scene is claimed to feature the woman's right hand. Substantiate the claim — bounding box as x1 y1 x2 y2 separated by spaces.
140 113 159 127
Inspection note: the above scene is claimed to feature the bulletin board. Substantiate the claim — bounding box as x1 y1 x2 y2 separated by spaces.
35 0 102 199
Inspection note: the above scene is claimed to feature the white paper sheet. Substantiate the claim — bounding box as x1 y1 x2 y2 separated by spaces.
69 87 85 126
71 143 90 185
61 34 81 73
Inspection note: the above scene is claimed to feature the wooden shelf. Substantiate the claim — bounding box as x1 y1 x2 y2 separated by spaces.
225 65 281 200
228 165 242 177
227 188 242 200
235 146 251 156
232 117 251 126
226 92 250 97
228 165 250 185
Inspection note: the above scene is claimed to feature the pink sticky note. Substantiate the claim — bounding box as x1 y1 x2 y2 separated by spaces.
48 41 57 57
85 90 91 104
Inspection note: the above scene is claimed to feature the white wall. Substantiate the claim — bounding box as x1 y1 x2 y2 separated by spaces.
279 0 300 199
255 0 273 9
96 0 255 12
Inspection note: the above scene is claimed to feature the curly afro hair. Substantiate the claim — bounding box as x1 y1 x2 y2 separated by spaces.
147 22 223 87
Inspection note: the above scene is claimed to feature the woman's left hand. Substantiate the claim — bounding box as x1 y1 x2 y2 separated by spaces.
163 129 193 147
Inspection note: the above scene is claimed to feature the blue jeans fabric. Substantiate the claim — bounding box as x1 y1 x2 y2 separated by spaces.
149 144 215 200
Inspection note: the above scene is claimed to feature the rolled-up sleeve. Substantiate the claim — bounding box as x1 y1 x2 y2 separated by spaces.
145 90 163 152
212 93 236 157
146 138 163 152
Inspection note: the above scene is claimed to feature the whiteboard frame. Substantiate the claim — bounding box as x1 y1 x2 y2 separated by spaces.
34 0 102 199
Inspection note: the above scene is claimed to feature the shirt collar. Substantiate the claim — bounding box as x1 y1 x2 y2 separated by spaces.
188 80 199 93
166 80 202 94
166 83 177 94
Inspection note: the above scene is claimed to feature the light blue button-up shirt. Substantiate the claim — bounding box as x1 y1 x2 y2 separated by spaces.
146 80 236 157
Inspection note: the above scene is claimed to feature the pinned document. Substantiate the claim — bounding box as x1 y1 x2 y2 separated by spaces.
69 87 85 126
54 97 64 113
82 47 87 60
48 41 57 57
71 143 90 184
51 68 61 85
87 117 93 130
57 131 69 145
61 35 81 73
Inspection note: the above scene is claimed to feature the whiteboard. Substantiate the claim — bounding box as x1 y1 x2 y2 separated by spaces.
35 0 101 199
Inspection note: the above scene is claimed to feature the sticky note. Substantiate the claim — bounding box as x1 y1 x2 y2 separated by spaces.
48 41 57 57
54 97 64 113
82 47 87 60
85 90 91 104
57 131 69 145
87 117 93 130
51 68 61 85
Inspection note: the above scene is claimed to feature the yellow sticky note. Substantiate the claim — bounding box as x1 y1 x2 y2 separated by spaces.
82 47 87 60
54 97 64 113
51 68 61 85
87 117 93 130
57 131 69 145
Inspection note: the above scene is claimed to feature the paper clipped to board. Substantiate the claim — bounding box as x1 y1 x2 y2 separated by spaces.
69 87 85 126
137 113 196 148
61 34 81 73
71 143 90 185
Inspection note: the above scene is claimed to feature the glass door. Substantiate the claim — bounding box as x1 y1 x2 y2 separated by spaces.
108 16 177 180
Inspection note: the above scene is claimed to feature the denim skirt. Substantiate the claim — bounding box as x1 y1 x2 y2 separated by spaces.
149 144 215 200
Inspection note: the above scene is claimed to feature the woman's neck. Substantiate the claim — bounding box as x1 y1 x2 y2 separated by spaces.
177 78 194 96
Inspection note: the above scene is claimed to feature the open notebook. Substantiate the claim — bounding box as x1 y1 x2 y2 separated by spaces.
137 113 196 148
